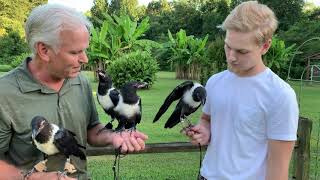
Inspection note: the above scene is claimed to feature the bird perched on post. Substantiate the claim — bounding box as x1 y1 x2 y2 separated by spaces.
153 81 206 129
96 70 148 133
30 116 86 176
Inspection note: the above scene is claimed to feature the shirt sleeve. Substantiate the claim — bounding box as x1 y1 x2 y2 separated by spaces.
0 106 12 158
267 87 299 141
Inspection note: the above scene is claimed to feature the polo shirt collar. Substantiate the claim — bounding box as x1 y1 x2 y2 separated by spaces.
16 57 81 94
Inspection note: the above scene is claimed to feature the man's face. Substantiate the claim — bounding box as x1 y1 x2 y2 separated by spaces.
224 30 269 76
47 25 90 79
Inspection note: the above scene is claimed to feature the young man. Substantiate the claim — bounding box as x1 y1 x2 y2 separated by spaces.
186 1 299 180
0 4 147 180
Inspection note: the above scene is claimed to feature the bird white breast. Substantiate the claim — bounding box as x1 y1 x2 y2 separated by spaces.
97 88 116 109
114 96 140 118
183 83 202 108
34 124 60 155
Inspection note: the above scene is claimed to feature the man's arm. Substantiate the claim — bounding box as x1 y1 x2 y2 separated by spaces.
87 123 148 153
266 140 295 180
0 160 75 180
185 113 211 145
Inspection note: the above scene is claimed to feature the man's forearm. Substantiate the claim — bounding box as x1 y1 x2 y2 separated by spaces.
87 123 115 146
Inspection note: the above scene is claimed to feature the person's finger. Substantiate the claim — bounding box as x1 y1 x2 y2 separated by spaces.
120 142 128 154
192 133 204 140
129 135 141 151
123 135 135 153
132 131 148 140
136 137 145 150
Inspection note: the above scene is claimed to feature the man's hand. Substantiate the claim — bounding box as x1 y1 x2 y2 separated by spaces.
183 113 211 146
27 172 77 180
111 130 148 154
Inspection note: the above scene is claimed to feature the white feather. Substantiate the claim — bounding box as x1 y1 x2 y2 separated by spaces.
97 88 116 109
114 96 140 118
183 83 202 108
34 124 60 155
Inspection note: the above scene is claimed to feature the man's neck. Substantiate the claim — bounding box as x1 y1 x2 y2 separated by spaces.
28 57 64 92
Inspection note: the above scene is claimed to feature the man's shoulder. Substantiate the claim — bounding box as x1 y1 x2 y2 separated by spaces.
206 70 229 86
0 69 19 88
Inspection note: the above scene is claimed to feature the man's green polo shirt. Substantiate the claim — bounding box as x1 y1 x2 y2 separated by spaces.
0 58 100 179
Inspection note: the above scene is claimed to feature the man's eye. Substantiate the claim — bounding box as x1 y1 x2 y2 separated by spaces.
239 51 248 54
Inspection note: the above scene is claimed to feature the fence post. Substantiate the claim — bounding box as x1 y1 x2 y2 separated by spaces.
294 117 312 180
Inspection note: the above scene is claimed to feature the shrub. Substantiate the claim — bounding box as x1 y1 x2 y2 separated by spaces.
0 65 13 72
107 51 159 88
11 53 31 68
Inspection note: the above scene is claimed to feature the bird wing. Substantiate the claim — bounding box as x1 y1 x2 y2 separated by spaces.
164 100 183 128
153 81 194 123
109 89 120 106
53 129 86 160
136 98 142 125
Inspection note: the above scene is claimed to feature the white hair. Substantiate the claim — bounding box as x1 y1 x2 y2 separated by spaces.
25 3 92 55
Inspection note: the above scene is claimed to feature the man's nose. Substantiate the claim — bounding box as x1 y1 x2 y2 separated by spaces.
79 52 88 64
228 50 237 62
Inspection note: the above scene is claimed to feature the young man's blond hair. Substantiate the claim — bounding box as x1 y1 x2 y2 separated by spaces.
222 1 278 45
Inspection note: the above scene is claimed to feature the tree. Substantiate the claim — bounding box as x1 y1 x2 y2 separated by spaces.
90 0 109 27
0 0 47 37
109 0 139 20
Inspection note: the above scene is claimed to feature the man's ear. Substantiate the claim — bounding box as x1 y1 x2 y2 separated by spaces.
261 39 271 55
35 42 51 62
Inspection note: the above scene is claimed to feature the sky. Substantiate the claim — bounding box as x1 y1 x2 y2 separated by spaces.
48 0 154 12
48 0 320 12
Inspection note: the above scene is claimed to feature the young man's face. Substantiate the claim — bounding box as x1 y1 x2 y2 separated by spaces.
224 30 270 76
47 25 90 79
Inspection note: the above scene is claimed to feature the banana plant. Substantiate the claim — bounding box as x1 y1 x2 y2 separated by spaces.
166 29 209 79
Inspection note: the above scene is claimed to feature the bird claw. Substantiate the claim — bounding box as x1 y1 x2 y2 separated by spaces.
180 118 194 133
33 159 48 172
57 171 68 180
64 159 77 174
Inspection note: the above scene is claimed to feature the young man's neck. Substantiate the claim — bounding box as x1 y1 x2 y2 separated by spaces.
28 57 64 92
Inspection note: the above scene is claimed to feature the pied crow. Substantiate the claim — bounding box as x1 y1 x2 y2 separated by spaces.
31 116 86 175
96 70 147 133
153 81 206 128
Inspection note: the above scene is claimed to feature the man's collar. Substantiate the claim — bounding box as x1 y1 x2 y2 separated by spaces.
16 57 81 94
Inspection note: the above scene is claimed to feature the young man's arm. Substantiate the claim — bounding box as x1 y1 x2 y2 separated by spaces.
266 140 295 180
186 113 211 145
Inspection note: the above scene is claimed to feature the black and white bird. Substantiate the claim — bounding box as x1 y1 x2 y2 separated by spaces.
96 70 147 133
30 116 86 174
153 81 206 128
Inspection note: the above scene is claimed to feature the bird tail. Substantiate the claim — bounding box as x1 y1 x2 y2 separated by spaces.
164 108 181 128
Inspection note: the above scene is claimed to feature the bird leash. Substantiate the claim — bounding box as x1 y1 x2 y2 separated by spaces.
113 145 127 180
180 118 204 180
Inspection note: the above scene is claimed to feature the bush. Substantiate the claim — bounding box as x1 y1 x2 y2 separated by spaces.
200 36 226 84
11 53 31 68
107 51 159 88
0 65 13 72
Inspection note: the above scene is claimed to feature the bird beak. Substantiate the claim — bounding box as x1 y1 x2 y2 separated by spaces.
32 128 39 139
135 82 148 89
201 98 206 106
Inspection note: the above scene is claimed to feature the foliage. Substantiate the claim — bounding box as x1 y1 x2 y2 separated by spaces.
10 52 30 68
0 30 29 65
164 29 208 79
279 19 320 79
0 0 47 37
200 35 226 84
0 64 12 72
263 36 298 79
109 0 140 20
87 13 159 73
107 51 159 88
200 0 229 40
90 0 109 27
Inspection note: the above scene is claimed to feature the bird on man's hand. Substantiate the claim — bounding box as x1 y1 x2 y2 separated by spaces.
30 116 86 177
153 81 206 129
96 70 148 134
